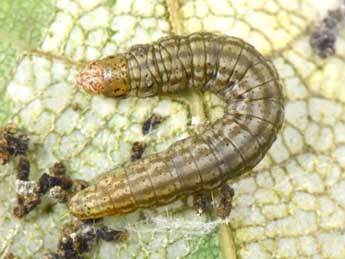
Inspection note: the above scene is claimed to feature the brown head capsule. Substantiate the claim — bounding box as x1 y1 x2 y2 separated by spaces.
77 54 130 97
72 32 284 219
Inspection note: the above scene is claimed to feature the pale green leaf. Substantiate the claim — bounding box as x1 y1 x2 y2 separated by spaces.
1 0 345 258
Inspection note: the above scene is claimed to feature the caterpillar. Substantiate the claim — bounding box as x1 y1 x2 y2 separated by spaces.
70 32 284 219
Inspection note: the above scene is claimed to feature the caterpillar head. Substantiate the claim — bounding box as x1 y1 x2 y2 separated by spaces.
77 54 130 97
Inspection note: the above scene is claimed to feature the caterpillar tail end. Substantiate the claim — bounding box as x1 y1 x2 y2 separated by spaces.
69 186 104 220
69 191 91 219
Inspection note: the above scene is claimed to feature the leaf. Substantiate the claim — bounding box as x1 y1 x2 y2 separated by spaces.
1 0 345 258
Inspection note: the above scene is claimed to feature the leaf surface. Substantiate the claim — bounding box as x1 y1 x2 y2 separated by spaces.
1 0 345 258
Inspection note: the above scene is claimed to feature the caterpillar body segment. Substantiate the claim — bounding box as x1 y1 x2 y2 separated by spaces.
71 32 284 219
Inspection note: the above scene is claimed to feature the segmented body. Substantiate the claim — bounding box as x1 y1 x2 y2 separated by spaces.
71 32 284 219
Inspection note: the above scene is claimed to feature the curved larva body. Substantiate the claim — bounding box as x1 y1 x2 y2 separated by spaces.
72 32 284 219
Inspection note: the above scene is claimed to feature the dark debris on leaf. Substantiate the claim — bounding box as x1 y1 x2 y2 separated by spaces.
71 102 80 111
49 221 128 259
310 6 345 58
0 124 29 165
49 162 67 176
16 155 30 181
49 186 68 203
13 193 41 218
13 161 79 217
43 252 84 259
96 226 129 242
216 185 235 219
38 173 73 194
142 113 162 134
193 193 211 216
130 141 146 161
